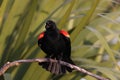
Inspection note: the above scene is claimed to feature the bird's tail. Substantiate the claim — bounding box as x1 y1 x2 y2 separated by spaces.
39 61 65 74
39 58 75 74
64 58 75 72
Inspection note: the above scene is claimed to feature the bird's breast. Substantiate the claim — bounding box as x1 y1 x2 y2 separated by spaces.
42 34 65 53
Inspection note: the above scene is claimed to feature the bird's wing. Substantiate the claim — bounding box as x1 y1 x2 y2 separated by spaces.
59 30 70 38
38 32 45 47
59 30 71 57
38 32 45 40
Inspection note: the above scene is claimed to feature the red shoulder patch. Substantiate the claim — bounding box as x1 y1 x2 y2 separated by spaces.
38 32 45 40
60 30 70 37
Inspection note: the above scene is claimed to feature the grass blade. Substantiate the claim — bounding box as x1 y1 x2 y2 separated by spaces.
71 0 100 42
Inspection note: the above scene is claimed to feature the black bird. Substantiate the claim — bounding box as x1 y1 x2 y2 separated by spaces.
38 20 75 74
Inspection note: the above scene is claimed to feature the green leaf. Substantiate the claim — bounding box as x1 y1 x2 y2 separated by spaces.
87 26 119 69
71 0 100 42
4 73 12 80
13 1 37 52
58 0 76 29
94 66 118 80
0 0 8 27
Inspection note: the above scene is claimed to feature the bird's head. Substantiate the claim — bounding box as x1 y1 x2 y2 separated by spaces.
45 20 57 30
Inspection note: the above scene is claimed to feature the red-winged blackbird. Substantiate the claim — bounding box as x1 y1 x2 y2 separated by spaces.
38 20 75 74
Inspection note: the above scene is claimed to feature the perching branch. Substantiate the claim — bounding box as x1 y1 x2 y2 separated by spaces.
0 58 109 80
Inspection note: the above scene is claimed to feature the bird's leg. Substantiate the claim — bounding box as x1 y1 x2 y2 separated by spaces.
57 53 63 61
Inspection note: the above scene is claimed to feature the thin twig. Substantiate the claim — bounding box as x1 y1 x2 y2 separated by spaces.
0 58 109 80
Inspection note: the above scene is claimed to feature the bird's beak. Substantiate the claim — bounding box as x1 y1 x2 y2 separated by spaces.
45 24 50 29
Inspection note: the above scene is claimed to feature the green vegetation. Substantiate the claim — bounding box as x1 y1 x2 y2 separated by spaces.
0 0 120 80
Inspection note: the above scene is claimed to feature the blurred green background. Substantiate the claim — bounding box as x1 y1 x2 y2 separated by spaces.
0 0 120 80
